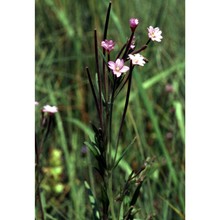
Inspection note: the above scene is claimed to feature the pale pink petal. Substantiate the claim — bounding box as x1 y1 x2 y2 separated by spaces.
115 59 123 68
42 105 58 113
115 71 122 77
128 54 134 60
108 61 115 70
120 66 130 73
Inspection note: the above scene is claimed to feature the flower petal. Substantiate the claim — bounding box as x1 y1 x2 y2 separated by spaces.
120 66 130 73
108 61 115 70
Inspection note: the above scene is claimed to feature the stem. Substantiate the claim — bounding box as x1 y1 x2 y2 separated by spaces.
107 53 111 95
36 113 54 220
86 67 101 124
131 44 148 55
102 1 112 102
36 186 45 220
102 1 112 125
122 31 135 60
146 38 151 45
107 171 116 220
94 29 103 130
114 73 130 99
107 76 116 168
35 137 45 220
113 64 134 166
116 43 127 60
35 133 39 165
103 1 112 40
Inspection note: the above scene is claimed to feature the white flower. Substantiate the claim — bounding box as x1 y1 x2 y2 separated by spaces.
42 105 58 114
35 101 39 106
128 53 147 66
147 26 163 42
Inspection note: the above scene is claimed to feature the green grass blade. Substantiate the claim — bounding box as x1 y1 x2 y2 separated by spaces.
113 137 136 170
45 214 58 220
142 62 185 90
120 62 185 108
66 118 94 142
134 73 178 185
160 195 185 219
173 101 185 143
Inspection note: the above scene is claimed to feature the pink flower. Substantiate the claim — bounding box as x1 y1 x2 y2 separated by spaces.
165 84 173 93
128 53 147 66
129 18 139 31
147 26 163 42
101 40 115 53
42 105 58 114
35 101 39 106
108 59 129 77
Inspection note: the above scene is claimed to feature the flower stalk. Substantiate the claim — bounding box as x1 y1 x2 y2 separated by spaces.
85 2 163 219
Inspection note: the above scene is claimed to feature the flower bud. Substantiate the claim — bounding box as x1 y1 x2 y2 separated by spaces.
129 18 139 31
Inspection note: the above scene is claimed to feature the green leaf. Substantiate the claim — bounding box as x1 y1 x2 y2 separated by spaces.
68 118 132 176
173 101 185 143
84 141 101 157
113 137 137 170
84 181 101 220
159 195 185 219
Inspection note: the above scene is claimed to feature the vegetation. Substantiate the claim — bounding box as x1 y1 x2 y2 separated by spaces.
35 0 185 219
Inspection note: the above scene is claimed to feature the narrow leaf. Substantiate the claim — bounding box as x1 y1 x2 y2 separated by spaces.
84 141 101 157
113 137 137 170
84 181 101 220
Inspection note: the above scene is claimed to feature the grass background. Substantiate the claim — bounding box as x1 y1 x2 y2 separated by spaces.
35 0 185 219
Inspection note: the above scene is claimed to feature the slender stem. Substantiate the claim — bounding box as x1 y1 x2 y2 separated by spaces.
103 1 112 40
116 43 127 60
42 114 52 143
35 137 45 220
36 186 45 220
86 67 101 123
94 29 103 130
107 53 111 101
108 76 116 168
146 38 151 45
114 73 130 99
102 1 112 113
113 64 134 166
35 133 39 165
131 44 148 55
103 51 107 102
122 31 135 60
107 171 116 220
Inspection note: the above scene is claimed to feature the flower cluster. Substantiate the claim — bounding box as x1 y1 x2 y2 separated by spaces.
101 19 162 78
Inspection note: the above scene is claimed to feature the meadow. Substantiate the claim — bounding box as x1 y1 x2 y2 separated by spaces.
35 0 185 219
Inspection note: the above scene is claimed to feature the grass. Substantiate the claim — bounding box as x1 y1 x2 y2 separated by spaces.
35 0 185 219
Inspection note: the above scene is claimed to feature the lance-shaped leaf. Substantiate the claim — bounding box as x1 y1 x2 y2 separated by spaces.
84 181 101 220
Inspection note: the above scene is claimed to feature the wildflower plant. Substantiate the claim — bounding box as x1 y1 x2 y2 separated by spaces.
35 104 59 220
85 2 162 219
